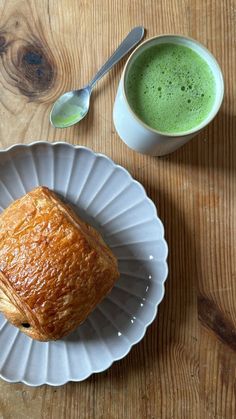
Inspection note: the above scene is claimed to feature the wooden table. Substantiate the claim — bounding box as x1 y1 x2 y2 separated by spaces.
0 0 235 418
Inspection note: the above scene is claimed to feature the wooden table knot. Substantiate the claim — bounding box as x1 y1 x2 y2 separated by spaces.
198 295 236 352
0 26 56 101
0 35 8 56
17 42 55 98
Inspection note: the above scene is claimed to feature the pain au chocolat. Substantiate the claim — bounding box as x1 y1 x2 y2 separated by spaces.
0 186 119 341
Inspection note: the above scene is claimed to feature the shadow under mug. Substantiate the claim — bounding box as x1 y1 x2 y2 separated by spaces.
113 35 224 156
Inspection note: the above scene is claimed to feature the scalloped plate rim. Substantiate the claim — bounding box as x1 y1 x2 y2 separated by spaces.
0 141 168 386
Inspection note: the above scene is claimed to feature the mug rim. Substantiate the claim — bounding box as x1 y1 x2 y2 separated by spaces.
121 34 225 138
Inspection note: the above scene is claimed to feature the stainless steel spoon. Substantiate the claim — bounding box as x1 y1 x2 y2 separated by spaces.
50 27 145 128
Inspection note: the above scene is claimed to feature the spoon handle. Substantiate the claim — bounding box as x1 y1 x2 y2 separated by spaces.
89 26 145 89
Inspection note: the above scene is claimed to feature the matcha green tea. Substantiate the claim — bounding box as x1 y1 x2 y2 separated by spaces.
126 43 216 133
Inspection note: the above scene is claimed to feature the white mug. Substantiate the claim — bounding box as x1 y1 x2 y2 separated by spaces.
113 35 224 156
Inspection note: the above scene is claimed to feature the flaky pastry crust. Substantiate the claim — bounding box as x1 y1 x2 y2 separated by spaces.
0 187 119 341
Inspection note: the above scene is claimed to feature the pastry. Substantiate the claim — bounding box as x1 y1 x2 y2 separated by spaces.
0 186 119 341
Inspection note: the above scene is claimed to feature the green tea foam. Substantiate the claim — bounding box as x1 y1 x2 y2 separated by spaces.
125 43 216 133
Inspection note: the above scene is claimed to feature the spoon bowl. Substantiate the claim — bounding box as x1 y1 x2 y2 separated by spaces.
50 27 145 129
50 87 91 128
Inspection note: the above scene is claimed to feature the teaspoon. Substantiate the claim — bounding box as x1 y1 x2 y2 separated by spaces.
50 26 145 128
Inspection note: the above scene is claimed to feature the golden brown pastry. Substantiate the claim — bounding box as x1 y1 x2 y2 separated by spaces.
0 186 119 341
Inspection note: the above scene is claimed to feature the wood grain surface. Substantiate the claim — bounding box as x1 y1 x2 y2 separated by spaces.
0 0 235 418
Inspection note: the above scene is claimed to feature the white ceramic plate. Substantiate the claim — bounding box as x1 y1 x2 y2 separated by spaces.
0 142 168 386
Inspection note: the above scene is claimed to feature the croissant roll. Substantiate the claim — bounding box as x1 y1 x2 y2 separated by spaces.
0 186 119 341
